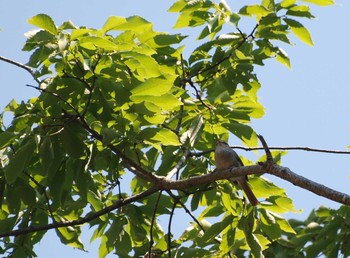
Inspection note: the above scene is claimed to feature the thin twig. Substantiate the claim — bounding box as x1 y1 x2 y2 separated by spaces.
24 172 56 224
190 146 350 157
167 194 178 258
185 78 212 110
0 55 41 84
257 134 273 162
26 84 80 114
149 191 162 256
175 55 186 134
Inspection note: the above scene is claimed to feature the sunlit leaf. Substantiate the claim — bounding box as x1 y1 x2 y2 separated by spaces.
301 0 334 6
28 14 57 35
284 18 313 46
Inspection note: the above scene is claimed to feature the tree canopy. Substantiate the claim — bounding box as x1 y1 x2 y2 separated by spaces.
1 0 350 257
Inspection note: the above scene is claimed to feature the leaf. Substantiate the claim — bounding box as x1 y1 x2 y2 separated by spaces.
0 131 17 149
101 16 127 33
239 5 271 17
276 47 291 69
301 0 334 6
140 128 181 147
173 11 208 29
5 138 36 184
27 14 57 35
61 124 86 158
180 115 204 146
78 36 119 51
115 15 153 33
280 0 297 8
130 93 182 110
284 18 313 46
55 227 85 250
123 53 162 79
130 77 175 97
39 136 54 171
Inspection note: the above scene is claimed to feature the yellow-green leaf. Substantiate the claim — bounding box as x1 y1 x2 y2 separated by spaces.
130 77 175 97
301 0 334 6
28 14 57 35
130 93 182 110
140 128 181 146
280 0 297 8
284 18 313 46
276 47 291 69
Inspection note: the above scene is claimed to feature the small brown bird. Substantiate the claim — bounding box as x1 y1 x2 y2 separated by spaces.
215 140 258 206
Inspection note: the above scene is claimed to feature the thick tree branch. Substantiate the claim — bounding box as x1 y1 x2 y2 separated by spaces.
267 164 350 206
0 55 41 84
2 160 349 238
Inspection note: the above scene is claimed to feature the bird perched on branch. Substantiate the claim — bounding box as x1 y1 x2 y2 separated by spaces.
215 140 258 206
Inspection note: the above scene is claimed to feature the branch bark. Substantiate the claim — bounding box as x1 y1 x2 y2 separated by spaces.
1 161 349 238
0 55 41 84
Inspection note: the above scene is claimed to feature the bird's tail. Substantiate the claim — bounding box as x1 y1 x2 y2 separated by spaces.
235 178 259 206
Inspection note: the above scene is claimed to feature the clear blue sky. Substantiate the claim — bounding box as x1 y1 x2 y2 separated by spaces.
1 1 350 257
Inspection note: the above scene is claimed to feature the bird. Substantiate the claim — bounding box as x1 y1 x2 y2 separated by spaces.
214 140 258 206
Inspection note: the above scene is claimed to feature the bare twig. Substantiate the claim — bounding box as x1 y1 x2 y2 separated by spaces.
185 78 212 110
257 134 273 163
24 172 56 224
149 191 162 256
0 55 41 84
167 193 178 258
190 146 350 157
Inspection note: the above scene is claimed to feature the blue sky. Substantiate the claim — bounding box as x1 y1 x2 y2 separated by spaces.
1 0 350 257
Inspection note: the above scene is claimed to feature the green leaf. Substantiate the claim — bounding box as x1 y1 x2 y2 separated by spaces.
79 36 119 51
130 77 175 97
130 93 182 110
27 14 57 35
114 15 153 33
173 11 209 29
0 131 17 149
140 128 181 147
55 227 85 250
61 124 86 158
39 136 54 171
101 16 127 33
223 122 257 147
276 47 291 68
5 138 36 184
284 18 313 46
180 115 204 146
280 0 297 8
239 5 271 17
286 5 314 18
123 53 162 79
301 0 334 6
168 0 187 12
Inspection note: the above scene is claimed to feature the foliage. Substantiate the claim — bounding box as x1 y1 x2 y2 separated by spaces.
1 0 347 257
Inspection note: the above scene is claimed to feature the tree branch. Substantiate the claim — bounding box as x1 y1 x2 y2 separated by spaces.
0 187 158 238
2 159 350 238
267 164 350 206
191 146 350 158
0 55 41 84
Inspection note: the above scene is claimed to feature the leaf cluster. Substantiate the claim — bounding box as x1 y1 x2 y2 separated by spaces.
0 0 339 257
